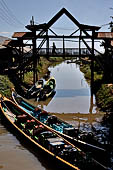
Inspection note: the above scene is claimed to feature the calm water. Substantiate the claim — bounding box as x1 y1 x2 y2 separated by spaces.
0 60 105 170
38 61 96 113
31 60 105 127
0 118 58 170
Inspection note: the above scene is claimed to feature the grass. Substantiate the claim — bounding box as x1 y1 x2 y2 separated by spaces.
23 56 64 85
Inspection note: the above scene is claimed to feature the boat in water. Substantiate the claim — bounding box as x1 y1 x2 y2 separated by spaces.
0 94 106 170
12 90 77 137
37 76 56 100
12 90 109 169
26 79 43 99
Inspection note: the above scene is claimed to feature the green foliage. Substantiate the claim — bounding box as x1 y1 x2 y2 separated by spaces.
24 72 33 85
80 59 113 112
23 57 64 84
96 84 113 111
49 57 64 61
80 64 91 81
0 75 14 97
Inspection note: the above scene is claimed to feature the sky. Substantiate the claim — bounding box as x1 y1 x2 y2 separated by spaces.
0 0 113 51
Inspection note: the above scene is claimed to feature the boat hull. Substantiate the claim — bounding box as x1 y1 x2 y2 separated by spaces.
11 91 109 169
1 96 88 170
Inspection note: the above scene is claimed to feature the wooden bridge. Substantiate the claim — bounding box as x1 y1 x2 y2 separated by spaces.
3 8 108 87
37 48 91 57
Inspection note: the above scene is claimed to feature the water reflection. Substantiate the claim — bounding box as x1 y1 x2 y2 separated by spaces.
0 118 59 170
26 61 103 115
27 61 106 129
37 61 96 113
55 88 90 97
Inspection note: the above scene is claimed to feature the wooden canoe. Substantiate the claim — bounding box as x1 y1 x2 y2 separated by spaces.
11 90 110 169
0 94 101 170
37 76 56 100
26 79 43 99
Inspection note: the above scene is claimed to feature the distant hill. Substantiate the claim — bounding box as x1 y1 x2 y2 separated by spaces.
0 36 10 45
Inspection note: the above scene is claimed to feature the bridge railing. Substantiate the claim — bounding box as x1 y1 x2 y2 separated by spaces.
37 48 91 56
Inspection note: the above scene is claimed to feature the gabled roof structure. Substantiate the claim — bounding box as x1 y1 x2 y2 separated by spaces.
35 8 100 37
46 8 100 31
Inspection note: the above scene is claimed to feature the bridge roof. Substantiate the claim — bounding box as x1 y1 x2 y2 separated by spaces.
3 39 24 47
33 8 100 38
80 24 100 31
96 32 113 39
12 32 34 39
26 23 47 32
46 8 100 31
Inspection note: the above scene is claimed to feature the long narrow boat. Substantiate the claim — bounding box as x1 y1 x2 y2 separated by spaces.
37 76 56 100
0 94 106 170
12 90 78 137
12 90 110 168
26 79 43 99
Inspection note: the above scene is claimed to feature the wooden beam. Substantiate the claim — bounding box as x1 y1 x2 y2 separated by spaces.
91 31 95 96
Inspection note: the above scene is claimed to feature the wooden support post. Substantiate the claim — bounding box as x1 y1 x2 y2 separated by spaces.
22 41 24 80
79 30 81 57
63 35 65 56
91 31 95 96
46 31 49 56
19 42 23 81
89 95 93 114
112 50 113 82
32 31 37 84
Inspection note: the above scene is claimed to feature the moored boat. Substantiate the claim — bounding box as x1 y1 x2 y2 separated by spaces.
0 94 105 170
37 76 56 100
12 90 109 168
26 79 43 99
12 90 76 137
